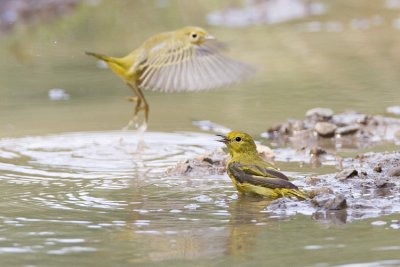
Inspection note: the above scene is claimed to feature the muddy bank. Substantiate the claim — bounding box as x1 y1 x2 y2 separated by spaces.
268 151 400 223
265 108 400 151
168 148 400 223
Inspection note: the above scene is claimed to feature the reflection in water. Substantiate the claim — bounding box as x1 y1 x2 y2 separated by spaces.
0 131 229 263
312 210 348 225
226 196 271 258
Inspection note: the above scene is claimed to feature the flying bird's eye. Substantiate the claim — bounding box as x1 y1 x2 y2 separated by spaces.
191 33 197 39
235 137 242 142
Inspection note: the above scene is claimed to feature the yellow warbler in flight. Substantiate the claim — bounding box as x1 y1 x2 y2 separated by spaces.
86 26 253 128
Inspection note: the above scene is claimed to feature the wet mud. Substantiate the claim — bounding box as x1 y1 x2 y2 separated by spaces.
265 108 400 151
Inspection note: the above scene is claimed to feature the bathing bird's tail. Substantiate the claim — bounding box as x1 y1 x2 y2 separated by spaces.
280 188 308 200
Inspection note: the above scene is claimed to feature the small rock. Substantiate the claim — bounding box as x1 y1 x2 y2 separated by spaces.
308 187 333 198
290 120 305 132
305 176 322 185
373 165 382 173
279 122 292 135
375 179 395 188
395 130 400 140
360 181 373 188
201 157 215 165
335 169 358 180
388 167 400 177
312 193 347 210
358 114 371 125
257 144 275 164
333 112 367 126
326 194 347 210
336 125 360 136
267 124 281 135
306 107 334 121
310 147 326 156
315 122 337 138
170 160 192 174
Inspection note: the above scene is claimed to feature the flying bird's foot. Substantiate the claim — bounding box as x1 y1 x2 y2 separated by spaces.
126 96 141 105
122 108 148 131
122 116 141 131
122 89 149 131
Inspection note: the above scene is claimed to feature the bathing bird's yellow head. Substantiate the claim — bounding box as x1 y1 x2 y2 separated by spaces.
217 131 258 158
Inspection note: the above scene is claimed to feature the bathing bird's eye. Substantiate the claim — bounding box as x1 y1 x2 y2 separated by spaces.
191 33 197 39
235 137 242 142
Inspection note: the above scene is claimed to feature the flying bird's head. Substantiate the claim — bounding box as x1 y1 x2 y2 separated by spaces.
217 131 257 157
178 26 215 45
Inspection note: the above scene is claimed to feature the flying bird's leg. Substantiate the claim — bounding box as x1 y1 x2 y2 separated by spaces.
123 83 149 130
123 83 141 130
135 86 149 124
126 96 141 106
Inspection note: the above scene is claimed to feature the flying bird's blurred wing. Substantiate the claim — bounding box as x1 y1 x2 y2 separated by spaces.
139 39 254 92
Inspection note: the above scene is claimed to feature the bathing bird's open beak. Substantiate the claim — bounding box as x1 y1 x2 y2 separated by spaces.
206 34 216 40
216 134 229 144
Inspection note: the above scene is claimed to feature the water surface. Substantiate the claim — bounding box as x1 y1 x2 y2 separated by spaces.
0 1 400 266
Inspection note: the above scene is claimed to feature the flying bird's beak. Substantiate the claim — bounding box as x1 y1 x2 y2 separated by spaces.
206 34 216 40
216 134 229 144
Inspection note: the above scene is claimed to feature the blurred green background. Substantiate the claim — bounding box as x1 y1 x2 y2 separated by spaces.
1 0 400 137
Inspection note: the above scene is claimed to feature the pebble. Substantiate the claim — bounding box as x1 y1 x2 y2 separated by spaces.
308 187 333 198
171 160 192 174
199 157 217 165
306 107 334 121
326 194 347 210
256 144 275 163
335 169 358 180
373 165 382 173
312 194 347 210
388 167 400 177
290 120 305 132
336 125 360 136
310 147 326 156
305 176 322 185
375 179 395 188
395 130 400 140
315 122 337 137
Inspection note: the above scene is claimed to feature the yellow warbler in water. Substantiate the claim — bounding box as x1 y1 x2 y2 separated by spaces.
218 131 307 200
86 26 253 128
